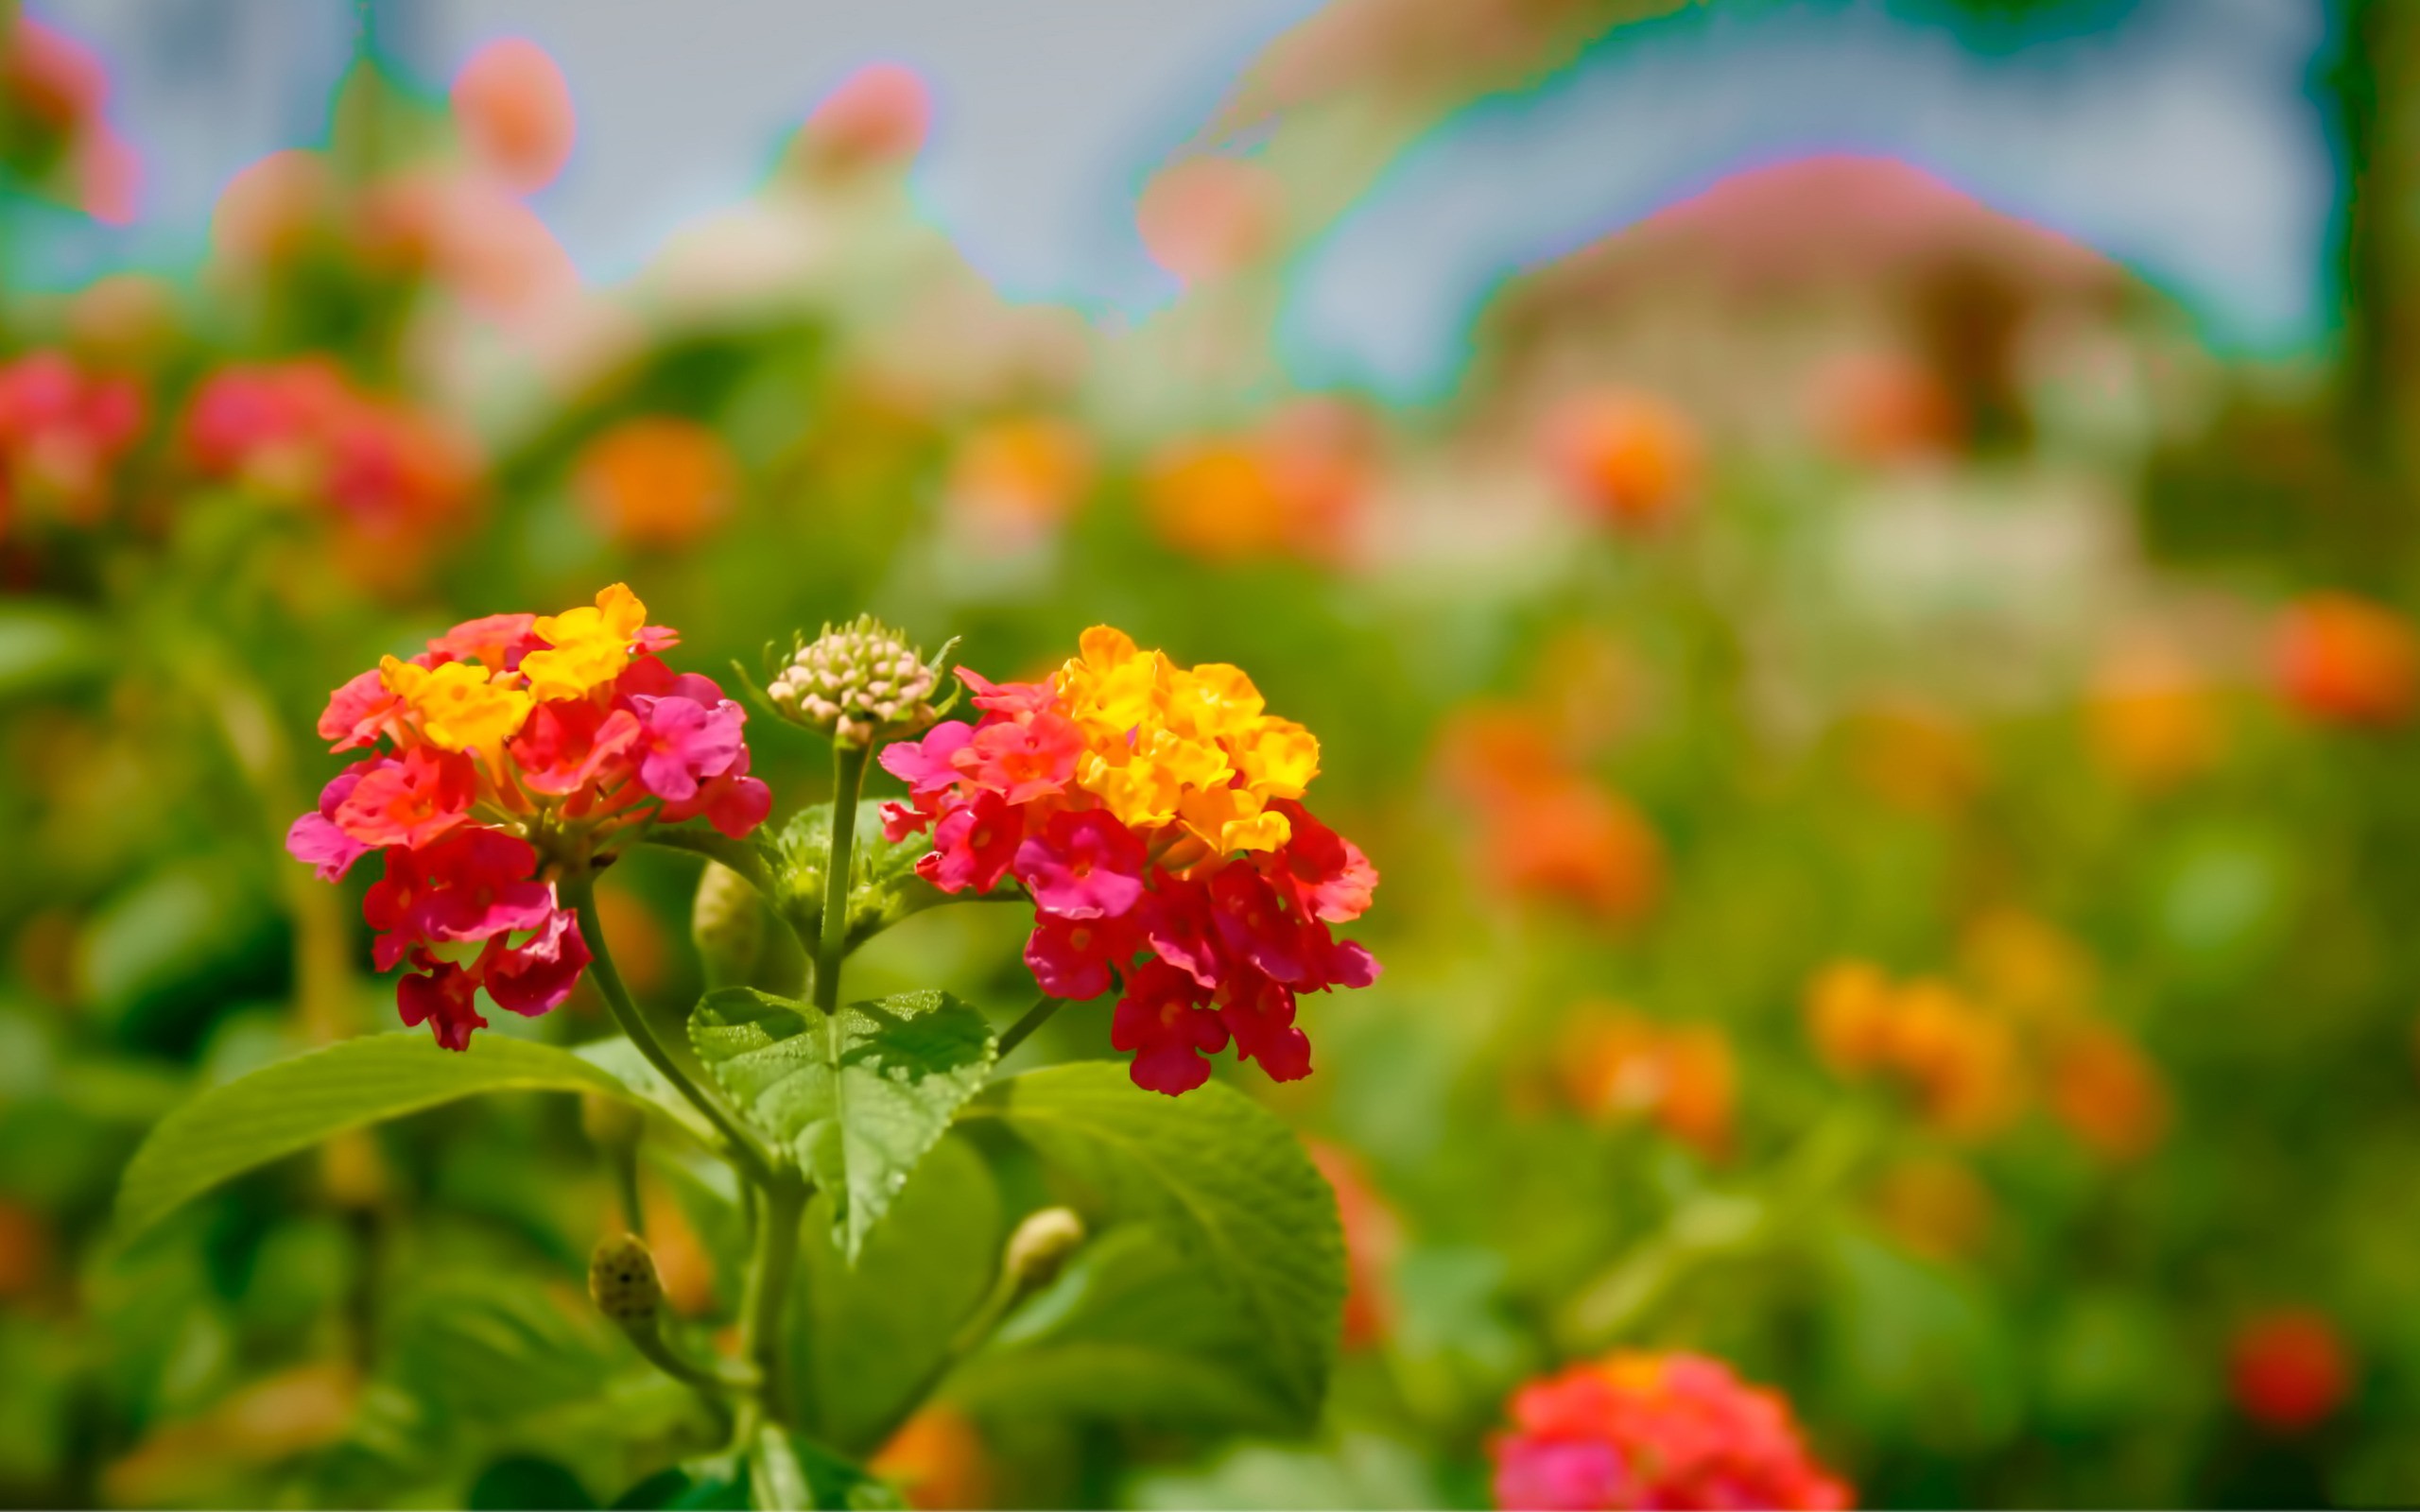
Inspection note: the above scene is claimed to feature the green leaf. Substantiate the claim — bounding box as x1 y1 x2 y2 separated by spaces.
0 599 105 703
689 988 995 1261
470 1455 597 1510
795 1134 1003 1454
769 801 958 953
576 1037 720 1145
745 1431 901 1512
114 1032 648 1241
747 1427 806 1512
945 1225 1306 1432
609 1460 749 1510
956 1063 1345 1430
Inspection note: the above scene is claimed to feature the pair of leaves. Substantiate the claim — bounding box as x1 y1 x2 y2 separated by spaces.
111 1019 1348 1442
766 801 957 954
687 988 994 1262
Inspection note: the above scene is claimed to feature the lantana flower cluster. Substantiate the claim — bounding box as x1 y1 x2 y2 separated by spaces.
879 626 1380 1095
1490 1352 1851 1511
0 351 142 537
183 358 477 581
285 583 769 1049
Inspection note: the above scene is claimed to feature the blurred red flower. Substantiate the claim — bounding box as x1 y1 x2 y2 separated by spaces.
1491 1351 1851 1510
2273 593 2416 729
2230 1310 2351 1434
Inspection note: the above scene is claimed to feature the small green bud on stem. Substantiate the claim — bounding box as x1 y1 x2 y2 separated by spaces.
691 859 765 988
1003 1206 1086 1299
590 1233 665 1326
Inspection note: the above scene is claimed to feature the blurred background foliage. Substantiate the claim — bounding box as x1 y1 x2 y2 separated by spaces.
1 0 2416 1506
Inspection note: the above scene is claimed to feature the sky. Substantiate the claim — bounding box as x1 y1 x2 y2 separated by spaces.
10 0 2339 400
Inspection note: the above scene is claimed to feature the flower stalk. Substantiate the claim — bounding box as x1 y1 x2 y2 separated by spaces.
566 871 779 1188
813 742 871 1014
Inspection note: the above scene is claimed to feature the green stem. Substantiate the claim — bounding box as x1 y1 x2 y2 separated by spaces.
995 996 1064 1059
813 744 872 1015
1554 1108 1875 1351
624 1315 759 1397
738 1174 810 1428
611 1144 647 1239
565 873 779 1187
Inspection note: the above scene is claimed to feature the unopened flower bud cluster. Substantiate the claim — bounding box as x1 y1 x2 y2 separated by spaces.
769 615 943 747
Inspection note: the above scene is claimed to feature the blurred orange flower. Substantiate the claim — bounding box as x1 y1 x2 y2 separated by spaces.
1556 1006 1735 1159
451 38 576 195
576 416 738 549
1539 387 1703 531
1306 1138 1403 1349
1957 908 2096 1025
2086 640 2221 789
2273 593 2416 729
1138 156 1282 285
0 1200 52 1298
1806 964 2022 1139
1144 401 1371 566
872 1406 992 1510
945 415 1091 549
1810 348 1962 467
2046 1024 2169 1162
2229 1310 2351 1434
210 149 338 271
1440 706 1661 922
102 1362 361 1505
1842 701 1984 815
795 62 930 179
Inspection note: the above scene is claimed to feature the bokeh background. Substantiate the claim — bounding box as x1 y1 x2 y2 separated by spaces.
3 0 2415 1506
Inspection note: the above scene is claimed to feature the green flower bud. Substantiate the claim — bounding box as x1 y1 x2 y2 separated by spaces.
690 860 764 988
589 1234 665 1326
1003 1206 1085 1297
767 614 947 748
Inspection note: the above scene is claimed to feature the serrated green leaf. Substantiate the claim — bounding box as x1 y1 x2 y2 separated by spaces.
956 1063 1346 1429
794 1134 1002 1454
114 1033 648 1241
689 988 995 1261
769 801 957 953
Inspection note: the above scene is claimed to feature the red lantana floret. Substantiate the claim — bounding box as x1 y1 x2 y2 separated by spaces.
877 626 1380 1096
285 583 769 1049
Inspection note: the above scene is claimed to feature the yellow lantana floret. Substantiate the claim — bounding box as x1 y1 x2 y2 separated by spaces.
523 583 648 702
1053 625 1323 854
380 657 534 754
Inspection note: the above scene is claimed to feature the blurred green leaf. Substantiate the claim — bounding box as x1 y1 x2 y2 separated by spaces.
689 988 995 1261
606 1457 751 1510
469 1454 598 1510
77 855 285 1051
114 1032 647 1241
956 1063 1345 1430
795 1133 1002 1454
387 1272 622 1424
0 599 105 703
947 1225 1306 1432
